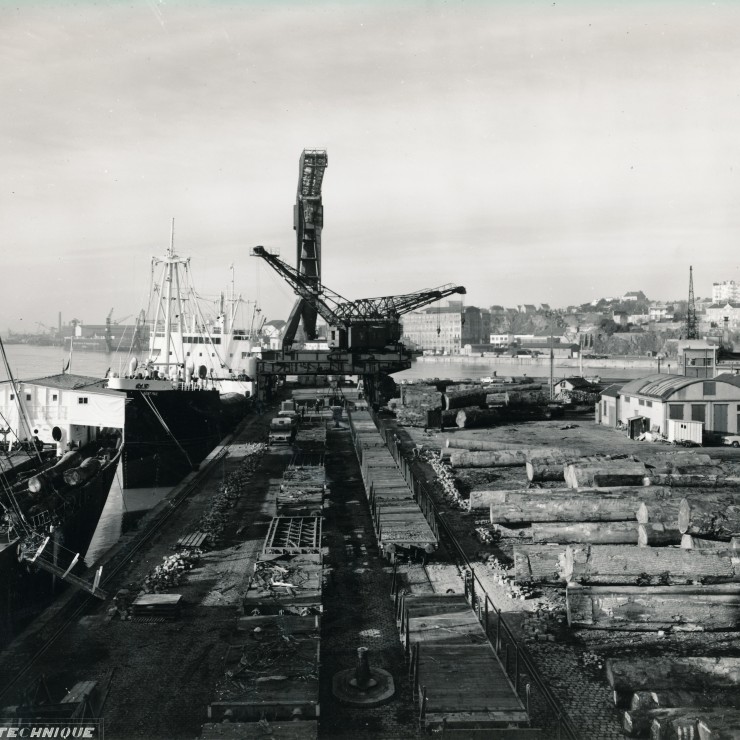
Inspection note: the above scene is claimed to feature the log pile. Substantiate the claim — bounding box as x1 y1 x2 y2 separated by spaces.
605 656 740 708
393 384 443 427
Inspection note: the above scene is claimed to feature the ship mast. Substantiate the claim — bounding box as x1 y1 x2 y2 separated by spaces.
164 220 175 376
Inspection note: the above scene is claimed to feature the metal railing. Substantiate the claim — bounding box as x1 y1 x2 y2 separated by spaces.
375 413 579 740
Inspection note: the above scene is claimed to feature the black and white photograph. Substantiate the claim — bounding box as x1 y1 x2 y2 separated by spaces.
1 1 740 738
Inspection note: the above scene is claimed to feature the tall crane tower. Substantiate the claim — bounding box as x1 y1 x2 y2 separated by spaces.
252 246 466 351
291 149 328 342
686 265 698 340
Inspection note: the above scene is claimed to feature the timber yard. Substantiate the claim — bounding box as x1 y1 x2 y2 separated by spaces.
2 149 740 740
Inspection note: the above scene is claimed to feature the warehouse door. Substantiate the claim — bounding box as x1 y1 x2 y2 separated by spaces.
714 404 729 432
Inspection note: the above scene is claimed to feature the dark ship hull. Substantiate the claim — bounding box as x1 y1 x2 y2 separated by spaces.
120 388 226 489
0 445 121 648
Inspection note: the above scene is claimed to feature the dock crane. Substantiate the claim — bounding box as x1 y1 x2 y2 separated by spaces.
252 245 466 351
292 149 328 342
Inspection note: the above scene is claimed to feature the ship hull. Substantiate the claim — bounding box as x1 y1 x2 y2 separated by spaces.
120 388 226 488
0 447 121 648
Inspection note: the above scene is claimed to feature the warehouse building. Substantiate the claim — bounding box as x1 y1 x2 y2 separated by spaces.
597 372 740 441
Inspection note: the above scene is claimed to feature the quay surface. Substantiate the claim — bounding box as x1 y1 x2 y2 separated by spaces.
0 408 428 739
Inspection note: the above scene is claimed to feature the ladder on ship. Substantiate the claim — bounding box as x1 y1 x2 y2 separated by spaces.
19 535 107 600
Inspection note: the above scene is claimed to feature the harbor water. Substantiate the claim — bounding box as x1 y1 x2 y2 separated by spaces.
0 343 173 565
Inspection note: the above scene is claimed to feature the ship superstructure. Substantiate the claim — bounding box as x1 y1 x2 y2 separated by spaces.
114 222 261 399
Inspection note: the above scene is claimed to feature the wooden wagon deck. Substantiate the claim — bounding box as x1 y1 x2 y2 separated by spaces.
209 613 320 723
400 594 528 732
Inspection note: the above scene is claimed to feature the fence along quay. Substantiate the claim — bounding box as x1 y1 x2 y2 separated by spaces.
347 409 578 737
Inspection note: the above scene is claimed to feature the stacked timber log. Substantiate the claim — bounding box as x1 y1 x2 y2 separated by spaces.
450 447 583 469
445 436 533 451
526 454 615 482
562 544 740 585
395 384 443 427
564 544 740 630
443 387 488 410
482 485 672 517
678 494 740 539
564 460 648 488
605 656 740 710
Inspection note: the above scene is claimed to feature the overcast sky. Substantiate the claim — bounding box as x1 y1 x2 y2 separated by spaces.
2 0 740 332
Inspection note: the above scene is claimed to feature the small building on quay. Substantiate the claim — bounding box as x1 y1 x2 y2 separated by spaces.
596 372 740 441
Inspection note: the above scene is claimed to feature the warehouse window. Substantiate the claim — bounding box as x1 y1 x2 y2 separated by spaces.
669 404 684 420
52 394 57 401
624 396 631 403
646 401 653 408
703 382 716 395
691 405 706 423
638 399 645 406
78 397 88 405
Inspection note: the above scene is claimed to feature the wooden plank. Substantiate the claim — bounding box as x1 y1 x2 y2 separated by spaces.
415 644 525 719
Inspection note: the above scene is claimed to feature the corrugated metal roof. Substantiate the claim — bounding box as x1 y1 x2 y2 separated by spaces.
600 384 623 398
619 373 740 400
714 372 740 388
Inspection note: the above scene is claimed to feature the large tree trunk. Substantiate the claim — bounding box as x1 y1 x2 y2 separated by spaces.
451 447 583 469
425 408 461 428
645 470 727 487
681 535 734 550
490 494 640 523
562 544 740 585
650 709 740 740
471 485 671 511
651 452 715 466
567 583 740 631
564 462 648 488
636 501 681 526
512 544 566 584
679 497 740 539
637 522 682 547
629 688 740 712
483 383 542 393
530 521 638 545
493 390 548 406
622 707 696 738
455 407 504 429
605 657 740 708
526 454 606 482
445 436 532 451
487 487 671 521
444 388 488 410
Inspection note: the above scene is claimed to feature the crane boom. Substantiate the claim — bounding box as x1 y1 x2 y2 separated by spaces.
252 245 466 350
